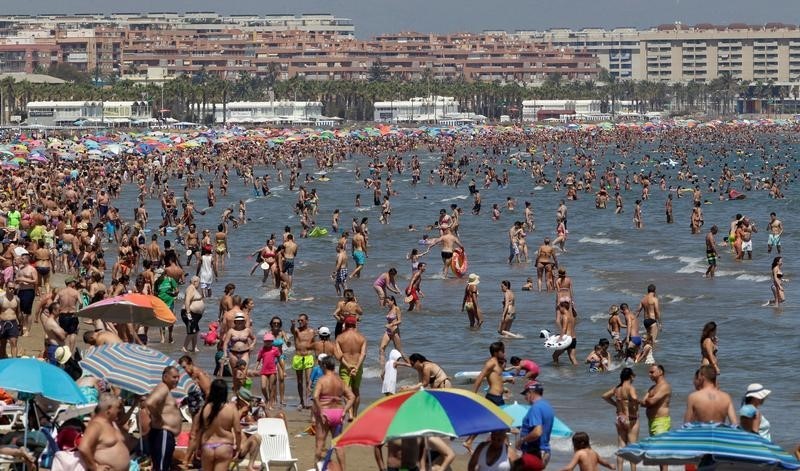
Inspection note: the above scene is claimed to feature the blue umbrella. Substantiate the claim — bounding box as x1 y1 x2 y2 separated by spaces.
80 343 195 399
0 358 85 404
500 401 573 438
618 422 800 469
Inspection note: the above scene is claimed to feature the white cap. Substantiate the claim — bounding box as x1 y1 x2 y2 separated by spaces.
318 326 331 337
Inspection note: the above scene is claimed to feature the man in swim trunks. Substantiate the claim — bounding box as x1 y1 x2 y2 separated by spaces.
473 341 509 406
642 364 672 471
637 284 661 343
144 366 182 471
350 227 367 279
56 276 81 352
334 316 366 418
428 227 463 278
705 225 718 278
768 212 783 254
14 253 38 336
622 303 641 352
0 282 20 358
283 234 298 291
291 313 316 409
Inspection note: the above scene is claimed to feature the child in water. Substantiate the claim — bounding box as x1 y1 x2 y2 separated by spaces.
508 356 540 380
558 431 615 471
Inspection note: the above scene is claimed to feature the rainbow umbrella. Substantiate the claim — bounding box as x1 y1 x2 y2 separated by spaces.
77 293 176 326
333 388 512 447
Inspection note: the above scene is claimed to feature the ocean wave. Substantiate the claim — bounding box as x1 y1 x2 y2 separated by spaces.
533 186 544 190
259 289 281 300
676 256 705 273
440 195 469 202
736 274 771 283
653 255 674 260
589 313 609 323
578 237 624 245
664 295 685 303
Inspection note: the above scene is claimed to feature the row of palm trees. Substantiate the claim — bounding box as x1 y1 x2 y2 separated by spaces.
1 70 795 125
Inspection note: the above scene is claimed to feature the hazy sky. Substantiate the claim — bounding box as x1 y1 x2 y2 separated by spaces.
3 0 799 38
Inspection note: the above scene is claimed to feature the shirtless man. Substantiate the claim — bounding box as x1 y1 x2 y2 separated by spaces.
282 234 298 291
428 227 463 278
146 234 163 268
15 253 38 336
665 194 673 224
56 276 81 352
40 301 66 364
144 366 183 471
78 393 131 471
84 329 123 346
684 365 737 425
552 300 577 365
739 218 756 260
622 303 641 352
349 227 367 279
333 244 348 296
641 364 671 471
0 283 21 358
637 284 661 342
178 355 212 397
472 341 509 406
185 224 200 265
291 314 317 409
535 238 558 292
767 212 783 254
334 316 367 418
705 225 718 278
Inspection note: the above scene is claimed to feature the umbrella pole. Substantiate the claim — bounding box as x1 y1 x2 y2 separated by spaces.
425 436 431 470
22 399 29 471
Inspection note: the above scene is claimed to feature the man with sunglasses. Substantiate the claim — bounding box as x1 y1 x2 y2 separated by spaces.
291 313 316 409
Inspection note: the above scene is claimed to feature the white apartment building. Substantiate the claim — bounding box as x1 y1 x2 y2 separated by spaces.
373 96 462 123
507 23 800 83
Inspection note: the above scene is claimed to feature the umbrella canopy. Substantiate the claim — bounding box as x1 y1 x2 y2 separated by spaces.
333 388 512 447
500 401 573 438
80 343 194 399
78 293 176 326
618 423 800 469
0 358 86 404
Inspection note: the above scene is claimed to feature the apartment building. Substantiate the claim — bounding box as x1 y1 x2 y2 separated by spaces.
0 14 598 83
510 23 800 83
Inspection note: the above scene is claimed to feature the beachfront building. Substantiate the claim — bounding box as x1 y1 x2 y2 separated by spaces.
25 100 151 126
211 100 338 125
372 96 487 124
521 99 643 122
508 23 800 83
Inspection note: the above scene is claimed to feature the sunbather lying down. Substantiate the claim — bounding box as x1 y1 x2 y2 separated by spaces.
0 446 36 464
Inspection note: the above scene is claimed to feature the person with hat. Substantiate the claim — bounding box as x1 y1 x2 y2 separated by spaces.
516 381 554 471
462 273 483 329
222 312 255 371
52 424 85 471
256 333 281 409
739 383 771 440
314 326 336 358
334 315 366 418
0 281 20 358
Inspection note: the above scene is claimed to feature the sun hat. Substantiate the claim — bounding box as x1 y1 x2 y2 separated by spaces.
521 380 544 394
234 313 246 321
744 383 771 400
236 388 253 404
55 346 72 365
467 273 480 284
318 326 331 337
263 333 274 341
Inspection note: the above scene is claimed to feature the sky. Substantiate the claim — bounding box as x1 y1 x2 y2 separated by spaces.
2 0 799 38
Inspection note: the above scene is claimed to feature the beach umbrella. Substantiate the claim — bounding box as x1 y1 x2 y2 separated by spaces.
80 343 194 399
333 388 512 447
618 423 800 469
0 358 85 404
77 293 176 326
500 401 573 438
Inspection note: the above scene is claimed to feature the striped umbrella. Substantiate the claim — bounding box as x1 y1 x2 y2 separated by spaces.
333 388 512 447
80 344 194 399
618 422 800 469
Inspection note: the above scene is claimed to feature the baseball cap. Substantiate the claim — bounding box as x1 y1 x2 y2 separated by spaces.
236 388 253 404
317 353 328 362
318 326 331 337
521 380 543 395
344 316 358 326
13 247 28 257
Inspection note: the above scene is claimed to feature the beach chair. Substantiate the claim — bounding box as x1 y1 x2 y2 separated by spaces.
257 418 298 471
0 405 26 433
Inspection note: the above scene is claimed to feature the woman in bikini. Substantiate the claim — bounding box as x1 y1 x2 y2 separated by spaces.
404 353 451 390
188 379 240 471
499 280 516 334
462 273 482 329
602 367 639 471
700 321 720 374
222 314 255 369
372 268 401 307
770 256 785 306
555 267 578 317
378 296 403 365
313 356 355 466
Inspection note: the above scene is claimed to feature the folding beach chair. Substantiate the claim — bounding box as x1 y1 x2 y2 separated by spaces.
257 418 298 471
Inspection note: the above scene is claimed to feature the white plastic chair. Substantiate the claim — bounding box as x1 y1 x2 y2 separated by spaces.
257 418 298 471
